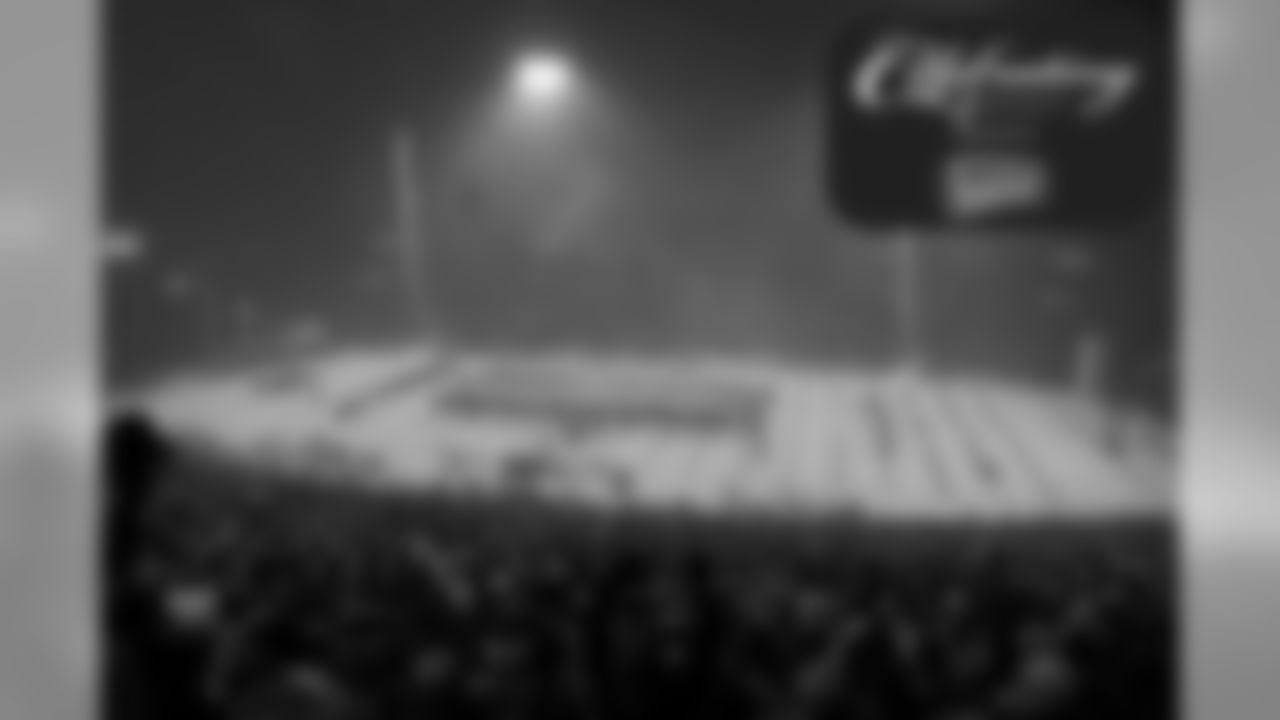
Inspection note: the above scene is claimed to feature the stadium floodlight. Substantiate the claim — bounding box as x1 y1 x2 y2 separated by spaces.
511 52 576 106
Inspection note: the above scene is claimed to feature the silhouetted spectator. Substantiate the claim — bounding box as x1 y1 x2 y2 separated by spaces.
105 412 171 580
110 433 1176 720
104 412 208 720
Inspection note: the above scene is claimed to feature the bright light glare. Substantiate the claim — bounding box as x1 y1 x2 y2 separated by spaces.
513 53 574 102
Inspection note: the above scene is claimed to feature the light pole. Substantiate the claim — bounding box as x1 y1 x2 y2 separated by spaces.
390 127 430 338
388 51 579 348
892 230 924 376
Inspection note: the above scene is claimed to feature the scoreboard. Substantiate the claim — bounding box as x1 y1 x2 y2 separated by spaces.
824 0 1173 236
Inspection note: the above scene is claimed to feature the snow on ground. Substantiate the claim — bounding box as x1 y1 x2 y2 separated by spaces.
130 343 1175 522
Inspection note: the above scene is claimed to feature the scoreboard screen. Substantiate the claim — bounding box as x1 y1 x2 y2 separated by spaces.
824 0 1173 236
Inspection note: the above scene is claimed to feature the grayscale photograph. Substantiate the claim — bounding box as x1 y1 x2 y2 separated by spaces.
103 1 1177 718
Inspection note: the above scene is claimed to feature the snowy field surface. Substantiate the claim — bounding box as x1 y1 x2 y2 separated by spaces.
125 344 1174 522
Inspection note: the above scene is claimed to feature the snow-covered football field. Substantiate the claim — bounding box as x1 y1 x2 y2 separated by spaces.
126 344 1174 522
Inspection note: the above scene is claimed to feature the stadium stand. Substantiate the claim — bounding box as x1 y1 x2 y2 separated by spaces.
104 408 1175 720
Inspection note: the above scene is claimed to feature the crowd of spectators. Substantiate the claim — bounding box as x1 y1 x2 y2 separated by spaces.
105 412 1177 720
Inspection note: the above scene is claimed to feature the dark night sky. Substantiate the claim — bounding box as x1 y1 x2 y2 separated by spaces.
104 0 1174 412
